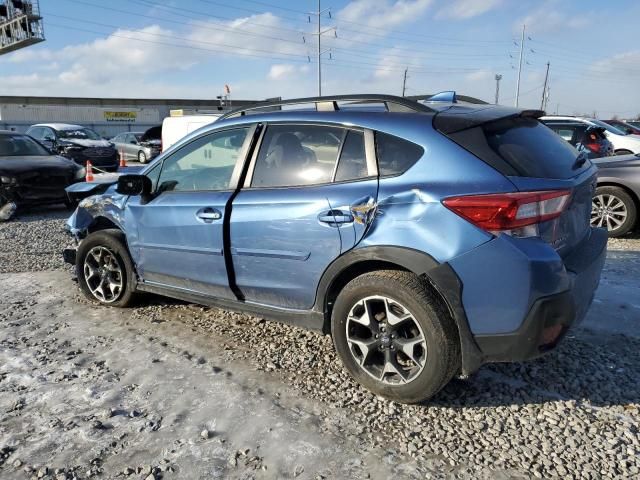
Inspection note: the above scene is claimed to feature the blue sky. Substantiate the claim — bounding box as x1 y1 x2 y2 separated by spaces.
3 0 640 118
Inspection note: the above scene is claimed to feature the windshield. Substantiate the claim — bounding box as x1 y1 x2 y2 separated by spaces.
58 127 102 140
134 134 143 141
591 119 627 136
0 134 51 157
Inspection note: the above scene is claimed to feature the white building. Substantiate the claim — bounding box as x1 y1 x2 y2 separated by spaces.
0 96 254 137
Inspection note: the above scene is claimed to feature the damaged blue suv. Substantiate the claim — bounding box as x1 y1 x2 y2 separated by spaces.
64 94 607 403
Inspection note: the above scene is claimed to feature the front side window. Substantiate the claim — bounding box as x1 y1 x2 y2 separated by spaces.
251 125 345 188
157 127 249 193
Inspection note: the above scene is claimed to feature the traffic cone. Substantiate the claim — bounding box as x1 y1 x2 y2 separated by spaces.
119 149 127 168
85 160 94 182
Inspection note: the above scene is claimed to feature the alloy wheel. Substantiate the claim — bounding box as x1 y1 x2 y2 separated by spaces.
591 194 628 232
83 246 124 303
346 295 427 385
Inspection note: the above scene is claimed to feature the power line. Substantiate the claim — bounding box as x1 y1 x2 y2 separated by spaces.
44 12 307 58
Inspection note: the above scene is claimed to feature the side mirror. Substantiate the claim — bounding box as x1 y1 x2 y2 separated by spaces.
130 140 137 145
116 174 152 196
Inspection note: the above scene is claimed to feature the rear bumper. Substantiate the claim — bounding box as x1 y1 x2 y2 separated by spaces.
472 227 607 363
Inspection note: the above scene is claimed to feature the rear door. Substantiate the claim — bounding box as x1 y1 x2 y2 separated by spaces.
126 125 255 298
230 123 378 309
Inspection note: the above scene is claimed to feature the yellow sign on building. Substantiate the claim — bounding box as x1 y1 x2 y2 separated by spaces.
104 111 137 122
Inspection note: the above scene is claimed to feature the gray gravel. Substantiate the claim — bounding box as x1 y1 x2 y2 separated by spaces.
0 206 70 273
1 209 639 479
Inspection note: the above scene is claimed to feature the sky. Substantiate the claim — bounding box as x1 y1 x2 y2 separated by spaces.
2 0 640 118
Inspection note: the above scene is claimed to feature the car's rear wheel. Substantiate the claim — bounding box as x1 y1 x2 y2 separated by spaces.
76 230 136 307
331 270 460 404
591 186 637 237
137 150 147 164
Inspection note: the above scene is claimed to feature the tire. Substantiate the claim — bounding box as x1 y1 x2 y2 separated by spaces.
614 149 634 156
76 229 137 307
137 151 147 164
331 270 460 404
592 186 637 237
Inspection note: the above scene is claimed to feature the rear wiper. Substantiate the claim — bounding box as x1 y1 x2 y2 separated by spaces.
573 154 587 169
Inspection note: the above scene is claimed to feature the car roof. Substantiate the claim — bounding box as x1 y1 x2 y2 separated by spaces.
30 123 86 130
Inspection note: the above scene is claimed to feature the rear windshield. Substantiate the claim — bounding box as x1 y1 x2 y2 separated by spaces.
590 119 627 136
0 134 50 157
446 117 589 179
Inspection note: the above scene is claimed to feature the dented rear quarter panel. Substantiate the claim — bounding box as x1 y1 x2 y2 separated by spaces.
359 124 516 263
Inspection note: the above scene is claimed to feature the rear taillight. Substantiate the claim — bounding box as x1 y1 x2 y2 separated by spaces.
443 190 571 237
585 142 600 154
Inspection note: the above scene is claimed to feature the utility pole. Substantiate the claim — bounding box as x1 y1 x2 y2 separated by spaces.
540 62 550 110
402 68 408 97
515 24 525 107
316 0 321 96
494 74 502 104
309 0 334 96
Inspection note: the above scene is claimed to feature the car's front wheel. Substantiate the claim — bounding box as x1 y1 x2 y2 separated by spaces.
331 270 460 404
137 150 147 164
76 229 136 307
591 186 637 237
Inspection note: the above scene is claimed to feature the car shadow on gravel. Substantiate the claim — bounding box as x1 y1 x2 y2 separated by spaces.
430 327 640 409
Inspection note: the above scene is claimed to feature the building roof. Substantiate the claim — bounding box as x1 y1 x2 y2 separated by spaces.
0 95 255 107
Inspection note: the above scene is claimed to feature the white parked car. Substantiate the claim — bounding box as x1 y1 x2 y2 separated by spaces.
541 116 640 155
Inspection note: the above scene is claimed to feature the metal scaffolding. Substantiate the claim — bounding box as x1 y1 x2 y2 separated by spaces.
0 0 45 56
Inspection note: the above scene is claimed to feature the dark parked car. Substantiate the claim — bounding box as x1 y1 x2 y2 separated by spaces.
63 94 606 404
544 121 613 158
601 119 640 136
26 123 119 172
592 153 640 236
111 126 162 164
0 130 84 219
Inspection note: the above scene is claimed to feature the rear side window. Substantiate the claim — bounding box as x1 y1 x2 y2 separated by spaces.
251 125 344 188
375 132 424 176
448 118 587 179
334 130 368 182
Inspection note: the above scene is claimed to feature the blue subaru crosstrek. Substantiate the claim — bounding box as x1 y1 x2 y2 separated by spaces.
63 94 607 404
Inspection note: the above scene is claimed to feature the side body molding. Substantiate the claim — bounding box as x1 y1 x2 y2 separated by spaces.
314 245 483 375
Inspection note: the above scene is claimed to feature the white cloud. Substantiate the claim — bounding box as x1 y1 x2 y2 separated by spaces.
515 2 591 34
465 70 493 82
337 0 433 29
590 50 640 75
436 0 503 20
267 64 310 80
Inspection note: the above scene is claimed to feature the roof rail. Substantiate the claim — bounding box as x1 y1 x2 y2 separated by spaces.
219 94 434 120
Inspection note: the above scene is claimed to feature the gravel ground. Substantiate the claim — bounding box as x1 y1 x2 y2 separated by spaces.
1 210 639 479
0 206 70 273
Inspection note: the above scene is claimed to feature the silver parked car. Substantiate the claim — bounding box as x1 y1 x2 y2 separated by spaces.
111 130 161 164
592 153 640 236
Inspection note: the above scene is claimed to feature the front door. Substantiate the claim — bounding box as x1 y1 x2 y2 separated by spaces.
126 126 254 298
230 123 378 310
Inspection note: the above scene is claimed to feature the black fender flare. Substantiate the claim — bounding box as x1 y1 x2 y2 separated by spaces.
314 245 483 375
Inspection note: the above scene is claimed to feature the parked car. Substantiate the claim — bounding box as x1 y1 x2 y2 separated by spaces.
544 122 613 159
26 123 119 172
162 113 220 152
0 130 84 220
541 116 640 155
592 153 640 236
111 127 162 164
601 119 640 136
63 94 606 404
